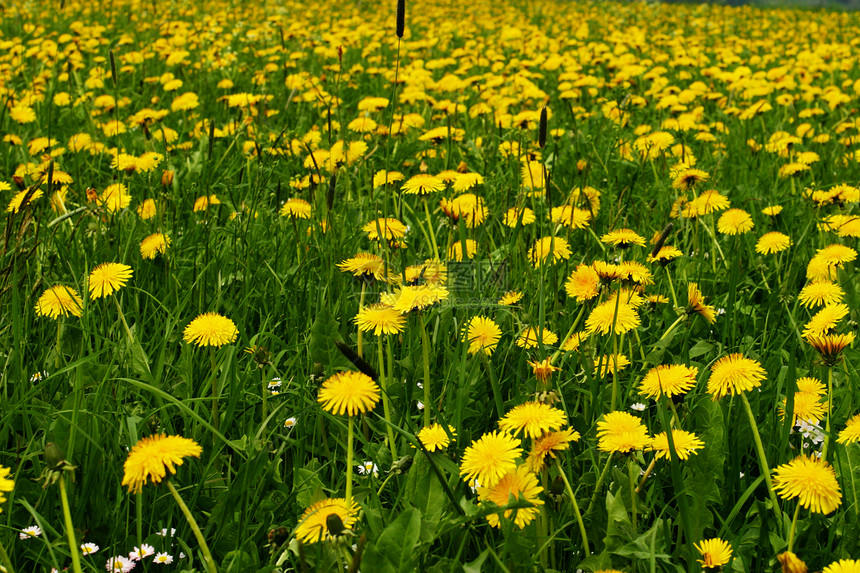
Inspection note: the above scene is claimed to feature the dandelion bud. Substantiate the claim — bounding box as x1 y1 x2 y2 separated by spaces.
650 222 674 258
326 514 346 537
109 50 118 87
162 170 174 188
327 173 337 212
538 107 547 149
312 362 325 378
44 442 66 470
396 0 406 38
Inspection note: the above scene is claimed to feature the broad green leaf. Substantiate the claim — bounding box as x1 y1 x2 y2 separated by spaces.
361 507 422 573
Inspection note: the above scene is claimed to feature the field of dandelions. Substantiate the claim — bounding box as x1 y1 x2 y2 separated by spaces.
2 0 860 571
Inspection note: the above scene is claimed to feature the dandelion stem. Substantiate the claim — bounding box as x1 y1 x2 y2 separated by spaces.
210 348 219 434
136 491 143 552
610 287 622 412
113 296 134 343
261 368 268 422
420 313 433 427
346 416 355 506
636 456 657 494
557 464 589 555
166 480 218 573
740 393 782 520
665 266 679 309
377 337 398 461
629 457 638 529
0 539 15 573
822 367 834 461
659 314 686 342
586 452 613 515
357 281 366 358
550 303 586 365
422 198 440 260
787 502 801 552
481 352 504 420
58 474 84 573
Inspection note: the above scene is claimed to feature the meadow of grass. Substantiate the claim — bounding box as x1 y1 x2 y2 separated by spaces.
1 0 860 571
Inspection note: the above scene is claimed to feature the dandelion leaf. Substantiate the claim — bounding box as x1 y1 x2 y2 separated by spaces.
307 306 350 373
403 452 446 534
684 398 726 540
361 507 422 573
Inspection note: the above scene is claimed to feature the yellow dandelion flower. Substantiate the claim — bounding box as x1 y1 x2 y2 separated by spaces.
837 414 860 445
99 183 131 213
504 207 535 227
639 364 698 400
597 411 650 453
35 285 83 319
565 264 601 303
462 316 501 356
516 327 558 349
798 281 845 309
806 332 855 366
121 434 202 493
317 371 380 416
526 428 580 472
687 282 717 324
363 218 407 241
183 313 238 347
140 233 170 260
601 228 646 248
293 498 359 544
778 552 808 573
695 538 732 568
280 198 312 219
649 429 705 460
823 561 860 573
717 208 754 235
772 454 842 514
707 353 766 399
498 402 567 439
755 232 792 255
459 431 523 488
354 304 405 335
585 300 640 335
529 236 571 268
594 354 631 377
477 466 544 529
416 424 455 452
802 303 849 339
401 174 444 195
88 263 133 299
6 188 44 213
498 291 523 306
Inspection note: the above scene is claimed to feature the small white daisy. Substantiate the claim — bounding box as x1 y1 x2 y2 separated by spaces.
153 552 173 564
629 402 647 412
19 525 42 539
106 555 136 572
469 478 481 494
357 461 378 477
284 417 297 429
81 542 100 555
30 371 49 382
129 543 154 560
